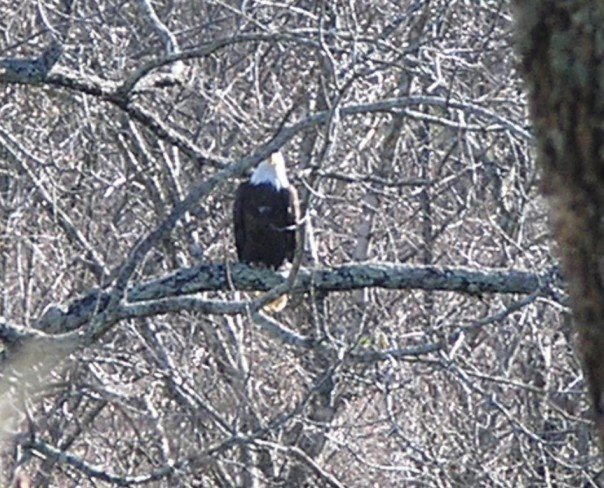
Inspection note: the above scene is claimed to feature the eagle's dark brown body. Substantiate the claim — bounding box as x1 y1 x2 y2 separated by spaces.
233 153 298 269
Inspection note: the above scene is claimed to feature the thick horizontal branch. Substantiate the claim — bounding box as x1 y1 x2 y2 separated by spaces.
35 262 560 334
0 263 558 378
133 262 557 296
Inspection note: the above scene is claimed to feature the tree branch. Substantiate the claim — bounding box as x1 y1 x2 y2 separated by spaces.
0 128 109 280
0 40 62 83
26 262 560 336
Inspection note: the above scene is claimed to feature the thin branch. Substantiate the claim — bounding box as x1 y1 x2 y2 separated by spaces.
0 129 109 279
138 0 181 56
136 321 233 434
251 312 314 348
351 342 443 362
28 438 177 486
314 169 431 187
252 439 345 488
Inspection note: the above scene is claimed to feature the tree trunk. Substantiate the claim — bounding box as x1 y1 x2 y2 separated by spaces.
513 1 604 457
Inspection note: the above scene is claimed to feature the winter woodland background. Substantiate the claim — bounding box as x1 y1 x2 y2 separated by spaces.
0 0 601 486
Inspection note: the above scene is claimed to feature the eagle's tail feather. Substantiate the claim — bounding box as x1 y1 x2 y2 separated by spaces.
252 291 289 313
263 294 288 313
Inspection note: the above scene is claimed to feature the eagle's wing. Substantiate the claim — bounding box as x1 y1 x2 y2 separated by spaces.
233 183 248 261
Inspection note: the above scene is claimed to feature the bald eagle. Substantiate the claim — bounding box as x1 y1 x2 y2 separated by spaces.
233 152 299 268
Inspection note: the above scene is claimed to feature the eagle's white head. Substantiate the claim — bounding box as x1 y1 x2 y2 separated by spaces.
250 151 290 190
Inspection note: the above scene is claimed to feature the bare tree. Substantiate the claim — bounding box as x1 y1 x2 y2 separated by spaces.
0 1 600 486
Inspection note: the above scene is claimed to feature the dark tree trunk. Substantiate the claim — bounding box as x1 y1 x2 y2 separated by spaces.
513 1 604 457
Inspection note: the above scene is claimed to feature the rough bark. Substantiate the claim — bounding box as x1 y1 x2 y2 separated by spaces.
24 262 556 335
513 0 604 457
